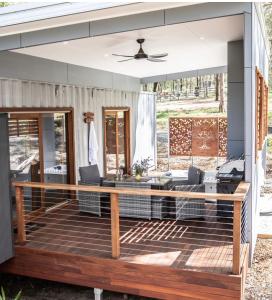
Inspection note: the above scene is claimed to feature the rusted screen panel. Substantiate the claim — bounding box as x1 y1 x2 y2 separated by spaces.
169 117 227 157
192 118 218 157
218 118 228 157
169 118 192 156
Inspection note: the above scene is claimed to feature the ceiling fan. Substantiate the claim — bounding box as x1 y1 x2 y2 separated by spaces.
112 39 168 62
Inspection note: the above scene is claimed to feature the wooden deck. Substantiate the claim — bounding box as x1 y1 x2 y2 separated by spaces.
13 203 246 275
1 181 250 299
1 243 249 300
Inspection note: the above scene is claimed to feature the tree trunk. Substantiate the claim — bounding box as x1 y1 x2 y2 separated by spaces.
142 84 148 92
180 79 183 96
153 82 158 93
219 73 225 112
204 76 208 98
215 74 219 101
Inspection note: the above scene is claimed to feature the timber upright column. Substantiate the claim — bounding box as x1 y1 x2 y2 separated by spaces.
0 113 14 263
111 193 120 258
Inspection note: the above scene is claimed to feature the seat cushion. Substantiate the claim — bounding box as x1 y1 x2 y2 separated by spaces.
188 166 202 185
79 165 100 184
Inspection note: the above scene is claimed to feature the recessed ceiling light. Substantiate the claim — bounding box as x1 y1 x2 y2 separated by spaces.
63 41 69 45
200 36 205 40
104 54 109 57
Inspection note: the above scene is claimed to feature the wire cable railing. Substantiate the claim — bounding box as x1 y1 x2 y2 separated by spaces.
13 181 250 275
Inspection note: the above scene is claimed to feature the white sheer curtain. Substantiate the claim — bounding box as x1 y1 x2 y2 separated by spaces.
133 92 156 167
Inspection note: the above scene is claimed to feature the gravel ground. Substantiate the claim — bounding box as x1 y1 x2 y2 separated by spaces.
245 239 272 300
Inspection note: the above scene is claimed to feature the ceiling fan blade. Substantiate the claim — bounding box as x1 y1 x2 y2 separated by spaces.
112 54 134 58
149 53 168 58
118 58 135 62
147 57 166 62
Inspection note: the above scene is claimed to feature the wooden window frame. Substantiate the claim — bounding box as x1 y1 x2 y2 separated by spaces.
0 107 76 184
255 68 269 160
102 107 131 176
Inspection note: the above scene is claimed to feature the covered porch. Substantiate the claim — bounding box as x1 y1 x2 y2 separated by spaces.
0 2 257 299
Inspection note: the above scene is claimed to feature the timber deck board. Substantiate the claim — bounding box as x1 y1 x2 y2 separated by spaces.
1 245 248 300
15 204 242 274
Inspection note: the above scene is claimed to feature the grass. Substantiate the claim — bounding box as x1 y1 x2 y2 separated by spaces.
156 107 224 129
267 136 272 155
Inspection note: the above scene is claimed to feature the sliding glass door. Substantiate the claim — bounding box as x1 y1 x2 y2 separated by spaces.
42 113 68 185
9 114 43 184
7 109 75 211
103 108 130 176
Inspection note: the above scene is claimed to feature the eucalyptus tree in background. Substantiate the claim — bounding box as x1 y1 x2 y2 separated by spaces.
263 3 272 89
219 73 225 113
0 2 10 6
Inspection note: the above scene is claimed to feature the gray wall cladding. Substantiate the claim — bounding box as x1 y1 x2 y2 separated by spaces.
0 113 13 263
227 40 244 158
0 51 140 92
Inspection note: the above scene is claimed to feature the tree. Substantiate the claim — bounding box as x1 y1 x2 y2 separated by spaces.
219 73 225 112
0 2 10 7
215 74 219 101
263 3 272 89
153 82 158 93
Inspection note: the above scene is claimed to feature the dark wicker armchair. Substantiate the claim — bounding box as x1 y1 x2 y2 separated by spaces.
172 166 206 220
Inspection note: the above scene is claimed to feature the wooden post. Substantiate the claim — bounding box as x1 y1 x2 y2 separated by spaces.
15 186 26 244
111 193 120 258
233 201 242 274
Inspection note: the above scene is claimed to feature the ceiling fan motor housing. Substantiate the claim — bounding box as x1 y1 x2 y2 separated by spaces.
135 39 147 59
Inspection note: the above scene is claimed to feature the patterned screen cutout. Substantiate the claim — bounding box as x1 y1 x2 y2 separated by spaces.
169 117 227 157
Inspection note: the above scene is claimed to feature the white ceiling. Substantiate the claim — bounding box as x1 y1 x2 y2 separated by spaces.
14 15 244 78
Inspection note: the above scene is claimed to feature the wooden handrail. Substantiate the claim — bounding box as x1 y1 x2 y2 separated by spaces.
13 181 250 202
13 180 250 267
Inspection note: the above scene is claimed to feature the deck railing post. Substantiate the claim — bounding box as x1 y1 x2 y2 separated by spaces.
232 201 242 274
110 192 120 258
15 186 26 245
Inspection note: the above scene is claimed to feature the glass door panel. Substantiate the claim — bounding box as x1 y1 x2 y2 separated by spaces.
43 113 68 185
117 111 126 169
104 109 130 176
8 111 74 212
105 112 117 175
9 115 42 212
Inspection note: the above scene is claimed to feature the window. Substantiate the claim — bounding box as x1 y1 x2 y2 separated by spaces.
103 108 130 175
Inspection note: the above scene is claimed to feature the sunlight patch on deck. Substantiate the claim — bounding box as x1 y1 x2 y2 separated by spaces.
121 251 181 266
185 245 233 273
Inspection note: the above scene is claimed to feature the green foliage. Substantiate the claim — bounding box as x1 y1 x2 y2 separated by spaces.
132 157 152 176
0 287 22 300
0 2 10 7
156 107 222 129
267 136 272 154
263 4 272 89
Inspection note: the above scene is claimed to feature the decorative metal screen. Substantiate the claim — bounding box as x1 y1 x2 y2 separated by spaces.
169 117 227 157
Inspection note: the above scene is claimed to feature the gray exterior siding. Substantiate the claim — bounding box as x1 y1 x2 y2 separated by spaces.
227 40 244 158
0 52 155 177
246 3 270 260
0 51 140 92
0 114 13 264
0 3 251 51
